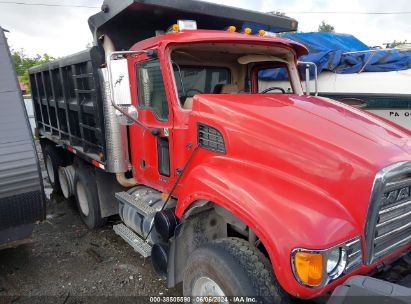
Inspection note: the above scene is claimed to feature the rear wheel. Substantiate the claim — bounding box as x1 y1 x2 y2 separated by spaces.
183 237 290 304
44 145 67 192
73 164 106 229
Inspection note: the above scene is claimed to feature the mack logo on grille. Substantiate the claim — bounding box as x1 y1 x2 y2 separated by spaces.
381 186 410 206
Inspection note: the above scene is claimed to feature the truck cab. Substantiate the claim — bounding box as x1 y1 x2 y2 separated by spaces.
114 26 411 299
29 1 411 302
121 29 307 196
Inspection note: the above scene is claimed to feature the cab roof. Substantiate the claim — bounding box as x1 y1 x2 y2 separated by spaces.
130 30 308 58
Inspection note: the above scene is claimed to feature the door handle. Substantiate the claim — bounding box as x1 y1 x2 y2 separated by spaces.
149 128 162 136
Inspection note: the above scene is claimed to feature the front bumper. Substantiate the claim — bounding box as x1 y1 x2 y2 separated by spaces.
328 275 411 304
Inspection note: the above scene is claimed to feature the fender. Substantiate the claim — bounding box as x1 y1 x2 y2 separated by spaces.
175 154 359 297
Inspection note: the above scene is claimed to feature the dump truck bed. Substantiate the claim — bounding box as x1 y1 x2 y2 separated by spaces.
28 47 107 165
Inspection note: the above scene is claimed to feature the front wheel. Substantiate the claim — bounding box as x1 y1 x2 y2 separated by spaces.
183 237 290 304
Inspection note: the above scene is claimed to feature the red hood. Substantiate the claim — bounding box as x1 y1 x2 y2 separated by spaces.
189 93 411 232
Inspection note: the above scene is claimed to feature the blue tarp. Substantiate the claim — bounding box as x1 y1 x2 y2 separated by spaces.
259 32 411 80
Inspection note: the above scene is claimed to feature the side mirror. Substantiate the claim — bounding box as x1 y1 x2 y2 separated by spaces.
297 61 318 96
109 57 138 125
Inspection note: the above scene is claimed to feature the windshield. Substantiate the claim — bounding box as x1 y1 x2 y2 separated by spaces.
173 66 231 99
170 42 302 109
257 65 293 94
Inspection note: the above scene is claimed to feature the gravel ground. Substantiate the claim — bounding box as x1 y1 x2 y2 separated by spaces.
0 142 181 303
0 142 410 304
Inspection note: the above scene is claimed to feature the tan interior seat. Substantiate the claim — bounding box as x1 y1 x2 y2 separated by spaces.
220 84 239 94
183 84 240 110
183 97 193 110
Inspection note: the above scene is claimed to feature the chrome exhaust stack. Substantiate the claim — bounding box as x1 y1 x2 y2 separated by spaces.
99 67 130 174
99 34 137 186
98 35 130 175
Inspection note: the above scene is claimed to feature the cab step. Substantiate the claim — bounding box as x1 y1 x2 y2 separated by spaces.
115 191 157 217
113 223 152 257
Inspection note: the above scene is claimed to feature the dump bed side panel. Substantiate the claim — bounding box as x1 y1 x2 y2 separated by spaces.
29 47 107 164
0 26 44 239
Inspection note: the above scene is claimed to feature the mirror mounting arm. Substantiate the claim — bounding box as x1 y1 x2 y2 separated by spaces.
297 61 318 96
147 49 158 59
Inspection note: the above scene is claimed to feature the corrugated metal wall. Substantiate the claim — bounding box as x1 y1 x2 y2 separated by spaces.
0 27 43 199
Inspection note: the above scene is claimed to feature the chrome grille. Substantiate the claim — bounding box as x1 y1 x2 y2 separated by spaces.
365 162 411 264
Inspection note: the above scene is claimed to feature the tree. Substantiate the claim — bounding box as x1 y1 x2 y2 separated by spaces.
384 40 409 49
11 49 55 93
318 21 335 33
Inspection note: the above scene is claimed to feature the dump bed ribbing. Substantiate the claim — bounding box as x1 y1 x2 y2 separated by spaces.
28 47 106 164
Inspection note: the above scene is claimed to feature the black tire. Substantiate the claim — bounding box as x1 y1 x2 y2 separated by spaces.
44 145 67 192
73 164 106 229
183 237 290 304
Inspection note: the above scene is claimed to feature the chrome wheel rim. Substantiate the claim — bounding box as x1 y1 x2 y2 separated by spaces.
76 181 89 216
46 156 55 184
192 276 225 297
58 168 69 198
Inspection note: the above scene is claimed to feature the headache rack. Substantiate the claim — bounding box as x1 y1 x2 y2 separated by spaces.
89 0 298 51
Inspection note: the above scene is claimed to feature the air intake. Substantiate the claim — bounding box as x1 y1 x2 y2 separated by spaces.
197 123 226 154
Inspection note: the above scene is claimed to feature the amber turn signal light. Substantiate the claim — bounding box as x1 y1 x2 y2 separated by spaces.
294 252 323 286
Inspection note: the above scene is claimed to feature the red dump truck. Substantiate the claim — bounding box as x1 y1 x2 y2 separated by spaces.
29 0 411 302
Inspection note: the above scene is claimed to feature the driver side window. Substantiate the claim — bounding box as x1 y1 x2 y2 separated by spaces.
257 66 293 94
136 59 169 121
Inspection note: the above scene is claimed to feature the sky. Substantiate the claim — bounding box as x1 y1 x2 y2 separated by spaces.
1 0 411 57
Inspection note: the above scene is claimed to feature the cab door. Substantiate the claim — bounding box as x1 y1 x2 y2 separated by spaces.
129 56 174 192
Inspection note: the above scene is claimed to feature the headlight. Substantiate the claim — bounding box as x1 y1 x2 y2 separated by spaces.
326 247 347 279
326 247 341 273
291 237 362 288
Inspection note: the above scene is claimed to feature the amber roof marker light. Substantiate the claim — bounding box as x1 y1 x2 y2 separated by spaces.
244 27 252 35
258 29 266 37
172 24 179 32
